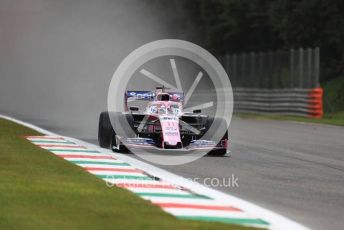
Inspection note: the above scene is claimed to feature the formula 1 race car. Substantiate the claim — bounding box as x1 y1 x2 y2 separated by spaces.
98 87 229 156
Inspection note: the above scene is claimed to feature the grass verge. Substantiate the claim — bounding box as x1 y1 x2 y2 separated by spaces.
0 118 253 230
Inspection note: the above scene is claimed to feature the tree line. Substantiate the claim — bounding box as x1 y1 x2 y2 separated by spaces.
149 0 344 82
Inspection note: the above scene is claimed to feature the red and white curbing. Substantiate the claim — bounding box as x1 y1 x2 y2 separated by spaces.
1 114 309 230
27 135 268 227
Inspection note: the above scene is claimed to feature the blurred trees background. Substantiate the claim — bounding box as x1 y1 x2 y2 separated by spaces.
149 0 344 83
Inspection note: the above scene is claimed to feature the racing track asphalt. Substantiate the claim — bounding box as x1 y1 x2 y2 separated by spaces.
161 118 344 230
2 1 343 229
5 114 344 230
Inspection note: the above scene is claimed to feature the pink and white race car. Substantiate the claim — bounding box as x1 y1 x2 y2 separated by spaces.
98 87 229 156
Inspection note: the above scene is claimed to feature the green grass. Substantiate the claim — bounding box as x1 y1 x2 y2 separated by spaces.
322 76 344 112
236 111 344 126
0 118 254 230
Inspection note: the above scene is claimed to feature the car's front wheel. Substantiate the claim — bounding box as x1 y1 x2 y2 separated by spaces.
206 117 229 156
98 111 112 148
110 129 128 153
207 130 228 156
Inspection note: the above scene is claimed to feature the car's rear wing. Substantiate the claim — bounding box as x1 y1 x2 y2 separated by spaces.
126 91 155 102
124 90 184 111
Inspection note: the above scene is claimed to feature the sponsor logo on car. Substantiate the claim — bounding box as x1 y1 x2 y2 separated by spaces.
160 116 178 121
164 131 179 136
127 91 155 99
190 140 216 147
125 138 155 145
164 126 178 131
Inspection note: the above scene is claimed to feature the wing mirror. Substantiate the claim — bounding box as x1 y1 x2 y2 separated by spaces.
129 106 139 111
193 109 201 113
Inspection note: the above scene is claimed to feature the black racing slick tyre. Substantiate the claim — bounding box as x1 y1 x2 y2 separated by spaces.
98 112 113 148
206 117 229 156
99 111 133 152
110 130 129 153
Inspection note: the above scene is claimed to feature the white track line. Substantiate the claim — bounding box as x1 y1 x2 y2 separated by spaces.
73 163 133 168
163 209 249 218
0 114 309 230
65 158 126 164
126 187 191 195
